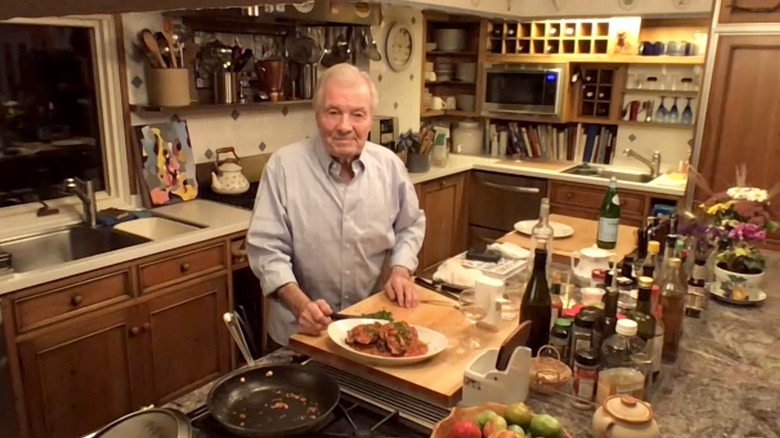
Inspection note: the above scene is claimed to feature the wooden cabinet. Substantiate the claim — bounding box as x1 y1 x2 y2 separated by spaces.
549 180 680 227
699 34 780 248
17 308 143 438
1 239 232 438
719 0 780 23
572 64 626 123
415 172 468 277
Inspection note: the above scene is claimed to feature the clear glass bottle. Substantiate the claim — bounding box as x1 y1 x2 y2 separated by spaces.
685 259 708 319
530 197 554 280
660 258 686 363
597 319 647 403
597 177 621 249
643 240 660 279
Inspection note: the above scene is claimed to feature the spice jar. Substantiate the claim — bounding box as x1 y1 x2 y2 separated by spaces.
550 318 572 363
572 349 600 409
570 310 595 366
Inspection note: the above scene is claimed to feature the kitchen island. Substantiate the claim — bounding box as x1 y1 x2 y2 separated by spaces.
164 252 780 437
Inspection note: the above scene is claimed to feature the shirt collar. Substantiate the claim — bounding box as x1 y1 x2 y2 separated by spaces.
312 136 366 179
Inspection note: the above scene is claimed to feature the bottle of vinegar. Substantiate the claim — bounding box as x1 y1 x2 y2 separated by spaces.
597 177 621 249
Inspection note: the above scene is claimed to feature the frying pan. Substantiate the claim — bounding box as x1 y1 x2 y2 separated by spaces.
208 313 340 437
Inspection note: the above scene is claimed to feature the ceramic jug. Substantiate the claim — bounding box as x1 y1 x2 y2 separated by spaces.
592 395 660 438
570 246 614 280
211 147 249 195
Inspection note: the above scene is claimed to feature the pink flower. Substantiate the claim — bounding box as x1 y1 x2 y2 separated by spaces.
728 223 767 242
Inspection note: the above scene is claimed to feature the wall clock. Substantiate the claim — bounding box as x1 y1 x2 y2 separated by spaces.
618 0 639 10
385 22 414 72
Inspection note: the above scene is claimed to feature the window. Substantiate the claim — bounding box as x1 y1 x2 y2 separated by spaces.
0 16 131 226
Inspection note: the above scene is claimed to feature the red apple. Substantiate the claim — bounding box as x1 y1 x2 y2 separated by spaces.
449 420 481 438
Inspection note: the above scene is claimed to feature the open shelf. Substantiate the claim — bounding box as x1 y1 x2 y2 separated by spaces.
623 89 699 97
486 54 705 65
129 100 312 117
618 121 694 129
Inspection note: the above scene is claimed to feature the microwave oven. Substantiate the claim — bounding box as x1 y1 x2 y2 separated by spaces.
482 63 566 117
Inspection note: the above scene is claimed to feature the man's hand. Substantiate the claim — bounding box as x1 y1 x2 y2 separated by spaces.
278 283 333 336
384 266 419 308
296 299 333 336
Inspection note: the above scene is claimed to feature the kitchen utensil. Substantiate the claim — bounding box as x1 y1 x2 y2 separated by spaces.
89 407 193 438
154 32 173 67
211 147 249 194
223 312 255 366
592 395 660 438
232 49 253 72
162 19 178 68
208 312 340 438
146 68 190 107
214 71 238 104
413 276 464 298
300 63 317 99
570 246 615 280
435 28 466 52
286 32 320 65
327 318 448 366
514 220 575 238
256 60 285 102
141 29 167 68
419 299 459 308
495 320 531 371
362 27 382 61
406 152 431 173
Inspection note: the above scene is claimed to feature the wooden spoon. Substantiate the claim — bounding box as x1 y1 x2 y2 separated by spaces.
162 19 178 68
141 29 167 68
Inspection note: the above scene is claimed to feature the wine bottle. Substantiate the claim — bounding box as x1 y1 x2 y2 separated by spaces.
627 277 662 380
660 258 686 363
597 177 621 249
521 248 552 356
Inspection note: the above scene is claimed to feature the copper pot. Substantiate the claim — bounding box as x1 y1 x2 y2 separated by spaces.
256 60 285 102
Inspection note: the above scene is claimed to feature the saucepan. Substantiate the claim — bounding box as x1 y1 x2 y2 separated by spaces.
206 313 340 437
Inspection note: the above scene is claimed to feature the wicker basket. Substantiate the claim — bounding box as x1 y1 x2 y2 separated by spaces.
529 346 572 395
430 402 573 438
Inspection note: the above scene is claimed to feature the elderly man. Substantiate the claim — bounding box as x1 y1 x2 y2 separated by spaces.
247 63 426 346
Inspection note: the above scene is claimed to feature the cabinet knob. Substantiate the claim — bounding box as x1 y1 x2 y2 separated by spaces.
129 326 141 336
566 192 573 199
70 295 83 307
141 322 151 332
180 263 191 273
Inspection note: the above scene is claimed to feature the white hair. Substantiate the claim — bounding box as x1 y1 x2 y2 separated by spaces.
312 63 378 115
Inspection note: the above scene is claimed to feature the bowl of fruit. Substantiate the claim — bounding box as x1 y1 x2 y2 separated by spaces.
430 402 571 438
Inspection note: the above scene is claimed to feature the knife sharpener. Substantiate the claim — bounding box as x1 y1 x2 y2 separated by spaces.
461 346 531 407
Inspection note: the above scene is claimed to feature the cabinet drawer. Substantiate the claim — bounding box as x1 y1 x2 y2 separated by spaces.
14 270 132 333
139 243 227 292
550 182 645 218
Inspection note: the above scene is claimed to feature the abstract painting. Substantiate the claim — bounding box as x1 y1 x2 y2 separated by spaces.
135 121 198 206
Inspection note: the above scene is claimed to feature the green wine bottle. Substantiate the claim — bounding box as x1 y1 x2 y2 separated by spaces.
597 177 621 249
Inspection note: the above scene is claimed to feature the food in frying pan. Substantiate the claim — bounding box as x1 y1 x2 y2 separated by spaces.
346 321 428 357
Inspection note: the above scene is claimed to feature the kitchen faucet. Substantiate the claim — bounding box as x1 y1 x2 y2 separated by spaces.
622 149 661 178
65 177 97 229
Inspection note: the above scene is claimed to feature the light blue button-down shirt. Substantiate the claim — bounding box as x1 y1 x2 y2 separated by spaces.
246 136 426 345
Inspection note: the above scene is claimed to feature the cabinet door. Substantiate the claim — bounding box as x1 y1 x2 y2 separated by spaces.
140 276 230 403
699 35 780 247
719 0 780 23
17 308 143 438
417 173 467 276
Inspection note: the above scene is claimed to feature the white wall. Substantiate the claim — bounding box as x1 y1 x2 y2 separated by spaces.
370 4 423 134
121 12 318 163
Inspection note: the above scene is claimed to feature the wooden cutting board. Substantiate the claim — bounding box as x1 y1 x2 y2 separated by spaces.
288 287 518 407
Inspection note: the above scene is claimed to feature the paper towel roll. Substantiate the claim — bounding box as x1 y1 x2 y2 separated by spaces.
476 277 505 329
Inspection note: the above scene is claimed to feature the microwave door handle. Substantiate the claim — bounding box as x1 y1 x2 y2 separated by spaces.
480 180 541 194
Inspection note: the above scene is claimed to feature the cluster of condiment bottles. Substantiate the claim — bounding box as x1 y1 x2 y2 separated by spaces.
521 242 703 410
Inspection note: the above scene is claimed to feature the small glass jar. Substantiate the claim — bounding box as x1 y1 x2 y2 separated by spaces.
572 349 600 409
550 318 572 363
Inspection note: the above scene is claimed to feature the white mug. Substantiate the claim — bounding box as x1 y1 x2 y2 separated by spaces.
432 96 444 110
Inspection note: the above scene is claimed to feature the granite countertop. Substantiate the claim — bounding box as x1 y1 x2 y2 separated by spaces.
170 251 780 436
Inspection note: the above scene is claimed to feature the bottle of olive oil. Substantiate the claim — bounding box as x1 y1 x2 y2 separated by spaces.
597 177 621 249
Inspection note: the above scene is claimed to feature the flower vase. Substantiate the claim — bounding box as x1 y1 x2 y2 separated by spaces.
713 262 765 288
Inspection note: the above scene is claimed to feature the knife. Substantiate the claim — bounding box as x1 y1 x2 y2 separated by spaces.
495 321 531 372
413 277 463 300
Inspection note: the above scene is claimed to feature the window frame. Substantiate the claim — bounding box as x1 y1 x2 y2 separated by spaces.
0 15 132 237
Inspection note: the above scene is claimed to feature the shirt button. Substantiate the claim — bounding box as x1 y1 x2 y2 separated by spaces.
345 270 351 275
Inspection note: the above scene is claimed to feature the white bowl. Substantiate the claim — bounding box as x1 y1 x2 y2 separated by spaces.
327 318 448 366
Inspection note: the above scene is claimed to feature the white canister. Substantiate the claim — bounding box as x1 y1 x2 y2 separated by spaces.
452 119 484 155
475 277 505 329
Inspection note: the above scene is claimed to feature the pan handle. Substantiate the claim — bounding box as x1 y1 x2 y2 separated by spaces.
223 312 255 367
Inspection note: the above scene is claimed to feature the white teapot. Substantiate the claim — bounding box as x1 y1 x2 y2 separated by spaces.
211 147 249 195
570 246 615 280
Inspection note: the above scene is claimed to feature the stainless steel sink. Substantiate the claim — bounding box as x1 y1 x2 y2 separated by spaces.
563 164 655 183
0 226 150 273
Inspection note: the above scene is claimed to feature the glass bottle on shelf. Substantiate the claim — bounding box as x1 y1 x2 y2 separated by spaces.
681 98 694 125
654 97 667 123
668 97 680 124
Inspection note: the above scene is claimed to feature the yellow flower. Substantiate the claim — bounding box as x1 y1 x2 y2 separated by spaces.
735 247 750 257
706 200 736 215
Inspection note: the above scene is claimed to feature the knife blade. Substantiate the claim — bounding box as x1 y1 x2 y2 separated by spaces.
413 277 462 300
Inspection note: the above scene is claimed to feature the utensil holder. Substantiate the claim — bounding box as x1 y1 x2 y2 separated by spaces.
406 152 431 173
462 347 532 407
215 71 239 104
146 68 190 107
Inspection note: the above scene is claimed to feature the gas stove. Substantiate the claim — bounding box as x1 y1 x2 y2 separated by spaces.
199 182 259 211
188 394 430 438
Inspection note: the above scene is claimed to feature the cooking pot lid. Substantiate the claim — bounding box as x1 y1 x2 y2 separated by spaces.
603 395 654 424
92 408 192 438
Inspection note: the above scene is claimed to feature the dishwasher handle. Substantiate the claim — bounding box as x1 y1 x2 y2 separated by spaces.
480 180 541 194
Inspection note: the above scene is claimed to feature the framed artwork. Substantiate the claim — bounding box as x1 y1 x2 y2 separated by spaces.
134 120 198 206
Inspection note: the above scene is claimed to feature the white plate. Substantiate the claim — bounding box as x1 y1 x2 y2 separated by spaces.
327 318 448 366
706 283 766 306
514 220 575 238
